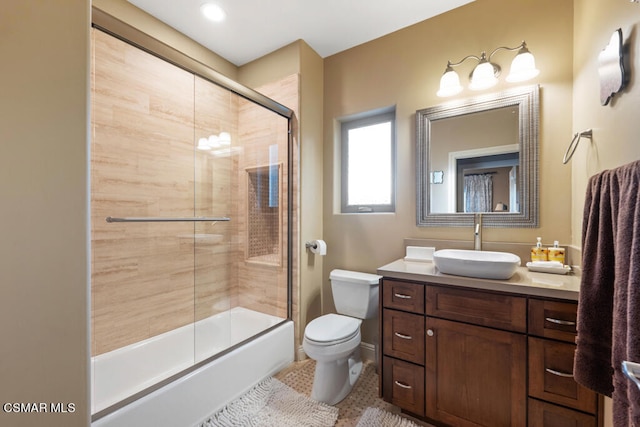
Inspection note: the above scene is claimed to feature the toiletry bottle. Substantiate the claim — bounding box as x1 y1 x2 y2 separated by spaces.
548 241 566 264
531 237 548 262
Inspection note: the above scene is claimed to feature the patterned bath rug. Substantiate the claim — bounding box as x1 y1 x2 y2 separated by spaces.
356 407 423 427
198 376 338 427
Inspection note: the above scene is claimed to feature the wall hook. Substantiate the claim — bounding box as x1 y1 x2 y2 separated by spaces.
563 129 593 164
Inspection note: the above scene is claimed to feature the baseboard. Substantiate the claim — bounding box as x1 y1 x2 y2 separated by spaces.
296 345 307 361
360 341 376 362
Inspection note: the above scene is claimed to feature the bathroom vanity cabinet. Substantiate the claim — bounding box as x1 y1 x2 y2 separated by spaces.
380 277 603 427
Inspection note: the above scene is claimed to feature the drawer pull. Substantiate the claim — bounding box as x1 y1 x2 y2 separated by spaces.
545 368 574 378
394 293 412 299
394 380 412 389
394 332 413 340
545 317 576 326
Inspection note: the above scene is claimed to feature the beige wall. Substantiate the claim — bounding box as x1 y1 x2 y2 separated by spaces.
297 42 326 331
0 1 90 426
322 0 574 343
572 3 640 425
571 0 640 245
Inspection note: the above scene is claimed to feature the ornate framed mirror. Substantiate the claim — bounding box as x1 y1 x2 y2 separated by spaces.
416 85 539 227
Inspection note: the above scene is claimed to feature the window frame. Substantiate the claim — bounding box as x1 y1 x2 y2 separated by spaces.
340 110 396 213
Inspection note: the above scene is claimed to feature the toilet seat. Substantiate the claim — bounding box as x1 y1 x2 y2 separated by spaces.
304 314 361 346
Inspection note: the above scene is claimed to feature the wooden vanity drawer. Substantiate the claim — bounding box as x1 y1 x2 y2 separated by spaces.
529 299 577 343
382 356 425 417
529 337 597 414
426 285 527 332
382 279 425 314
382 308 425 365
528 398 596 427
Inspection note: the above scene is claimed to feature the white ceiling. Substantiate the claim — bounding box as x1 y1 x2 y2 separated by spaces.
127 0 475 66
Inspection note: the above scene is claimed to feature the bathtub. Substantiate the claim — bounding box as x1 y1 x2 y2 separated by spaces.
92 307 293 427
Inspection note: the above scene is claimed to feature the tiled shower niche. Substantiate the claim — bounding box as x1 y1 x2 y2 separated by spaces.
246 163 282 266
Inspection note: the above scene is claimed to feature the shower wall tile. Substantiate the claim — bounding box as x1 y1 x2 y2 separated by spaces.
91 29 197 355
236 75 299 322
193 76 238 322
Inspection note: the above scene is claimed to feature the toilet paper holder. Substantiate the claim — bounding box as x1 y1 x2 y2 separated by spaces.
305 239 327 255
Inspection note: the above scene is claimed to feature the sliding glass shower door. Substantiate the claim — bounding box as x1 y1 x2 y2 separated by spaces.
91 27 291 417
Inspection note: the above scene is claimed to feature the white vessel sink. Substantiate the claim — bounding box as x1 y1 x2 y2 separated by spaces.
432 249 521 280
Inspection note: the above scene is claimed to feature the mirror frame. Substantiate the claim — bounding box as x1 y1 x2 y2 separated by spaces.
416 85 539 228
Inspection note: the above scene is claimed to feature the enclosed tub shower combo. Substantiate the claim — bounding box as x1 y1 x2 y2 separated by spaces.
90 12 296 426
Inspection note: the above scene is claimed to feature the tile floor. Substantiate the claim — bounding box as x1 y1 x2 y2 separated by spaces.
275 358 434 427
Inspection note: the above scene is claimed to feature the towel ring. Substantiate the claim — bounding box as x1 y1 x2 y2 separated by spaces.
563 129 593 164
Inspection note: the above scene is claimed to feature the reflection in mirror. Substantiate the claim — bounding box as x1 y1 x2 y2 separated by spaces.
416 85 539 227
430 106 519 213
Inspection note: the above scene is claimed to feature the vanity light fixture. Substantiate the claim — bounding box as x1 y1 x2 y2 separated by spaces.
197 132 231 150
197 137 212 151
218 132 231 145
437 41 540 97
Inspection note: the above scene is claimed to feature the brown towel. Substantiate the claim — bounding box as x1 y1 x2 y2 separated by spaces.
574 160 640 426
574 168 616 397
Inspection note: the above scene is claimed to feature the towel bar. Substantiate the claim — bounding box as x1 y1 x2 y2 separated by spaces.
106 216 230 223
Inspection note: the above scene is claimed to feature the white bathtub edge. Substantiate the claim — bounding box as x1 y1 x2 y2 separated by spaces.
92 320 294 427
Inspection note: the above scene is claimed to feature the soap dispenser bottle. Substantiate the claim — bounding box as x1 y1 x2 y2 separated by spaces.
531 237 548 262
548 241 566 264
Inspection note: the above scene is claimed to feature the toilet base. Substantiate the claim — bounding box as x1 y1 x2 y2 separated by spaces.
310 347 363 405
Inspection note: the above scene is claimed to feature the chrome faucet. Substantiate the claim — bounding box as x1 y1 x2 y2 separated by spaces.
474 213 483 251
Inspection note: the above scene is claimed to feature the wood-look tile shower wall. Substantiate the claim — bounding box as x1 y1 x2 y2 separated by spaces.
237 75 298 321
91 29 294 356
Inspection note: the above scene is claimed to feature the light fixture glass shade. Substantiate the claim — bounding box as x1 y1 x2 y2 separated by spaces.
208 134 220 148
469 61 498 91
506 49 540 82
218 131 231 145
197 137 212 150
437 69 463 97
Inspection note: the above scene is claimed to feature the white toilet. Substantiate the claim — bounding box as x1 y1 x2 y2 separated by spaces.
302 269 382 405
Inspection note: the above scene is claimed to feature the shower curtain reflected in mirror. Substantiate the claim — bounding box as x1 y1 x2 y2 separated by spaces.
463 174 493 212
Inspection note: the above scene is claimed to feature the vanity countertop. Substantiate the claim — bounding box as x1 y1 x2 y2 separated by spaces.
378 259 581 301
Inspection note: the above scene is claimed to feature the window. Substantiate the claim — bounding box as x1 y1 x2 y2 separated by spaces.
341 110 396 213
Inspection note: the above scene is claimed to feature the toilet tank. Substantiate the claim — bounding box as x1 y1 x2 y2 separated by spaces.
330 269 382 320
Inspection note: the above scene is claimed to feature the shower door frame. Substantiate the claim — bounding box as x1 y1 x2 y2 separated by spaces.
91 7 295 421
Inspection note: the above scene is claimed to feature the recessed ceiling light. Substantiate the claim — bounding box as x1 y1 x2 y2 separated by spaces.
200 3 226 22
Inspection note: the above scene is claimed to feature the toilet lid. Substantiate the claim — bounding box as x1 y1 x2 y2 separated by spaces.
304 313 361 344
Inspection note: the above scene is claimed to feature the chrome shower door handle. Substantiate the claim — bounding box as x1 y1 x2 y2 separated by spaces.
622 361 640 391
